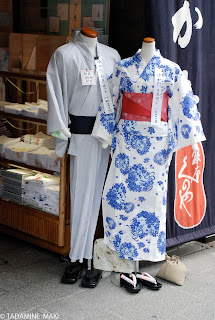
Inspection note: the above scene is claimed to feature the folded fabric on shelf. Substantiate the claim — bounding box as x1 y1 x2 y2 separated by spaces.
3 103 25 114
0 136 20 157
22 172 60 216
21 105 38 118
44 184 60 199
22 132 55 150
2 100 48 120
23 172 60 187
26 147 59 172
5 141 41 162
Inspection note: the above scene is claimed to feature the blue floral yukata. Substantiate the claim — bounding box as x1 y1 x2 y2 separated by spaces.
92 49 206 262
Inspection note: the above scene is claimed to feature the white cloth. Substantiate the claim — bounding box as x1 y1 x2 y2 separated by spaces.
47 32 120 262
0 136 20 156
5 141 40 162
92 50 206 262
2 100 48 120
3 104 24 114
23 174 60 215
23 173 59 187
23 132 55 150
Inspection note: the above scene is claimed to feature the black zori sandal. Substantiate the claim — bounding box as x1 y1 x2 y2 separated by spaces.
135 272 162 290
81 269 102 289
61 263 82 284
120 273 141 293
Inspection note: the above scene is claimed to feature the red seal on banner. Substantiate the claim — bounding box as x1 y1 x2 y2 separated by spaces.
174 142 206 229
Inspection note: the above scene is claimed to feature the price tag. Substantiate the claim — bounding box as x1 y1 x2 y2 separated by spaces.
95 58 114 114
81 70 96 86
151 67 165 126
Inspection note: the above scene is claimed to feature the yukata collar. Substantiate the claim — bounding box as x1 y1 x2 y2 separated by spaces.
133 48 161 68
73 32 101 70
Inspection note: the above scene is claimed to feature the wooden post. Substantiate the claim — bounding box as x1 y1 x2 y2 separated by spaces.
16 78 24 136
106 0 111 36
58 153 67 246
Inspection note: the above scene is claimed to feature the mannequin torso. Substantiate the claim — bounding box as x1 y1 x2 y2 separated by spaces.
79 32 97 58
140 37 156 66
61 29 98 139
141 37 198 153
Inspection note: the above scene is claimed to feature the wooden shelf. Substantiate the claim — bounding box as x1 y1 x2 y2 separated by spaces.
0 157 59 175
0 70 70 255
0 70 46 83
0 112 47 125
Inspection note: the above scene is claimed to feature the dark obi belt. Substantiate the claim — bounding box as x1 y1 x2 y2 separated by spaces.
121 92 169 122
69 114 96 134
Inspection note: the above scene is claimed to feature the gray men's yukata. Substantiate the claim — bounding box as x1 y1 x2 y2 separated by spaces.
47 33 120 262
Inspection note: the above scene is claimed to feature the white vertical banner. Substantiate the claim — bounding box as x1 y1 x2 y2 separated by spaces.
151 68 165 126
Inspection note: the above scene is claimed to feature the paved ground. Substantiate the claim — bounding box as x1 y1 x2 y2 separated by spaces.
0 232 215 320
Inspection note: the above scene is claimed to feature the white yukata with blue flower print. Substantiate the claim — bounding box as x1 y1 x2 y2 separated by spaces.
92 49 206 262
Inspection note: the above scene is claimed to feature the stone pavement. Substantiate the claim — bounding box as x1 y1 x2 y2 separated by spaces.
0 232 215 320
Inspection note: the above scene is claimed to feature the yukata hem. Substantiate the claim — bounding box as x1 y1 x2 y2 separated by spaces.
69 254 93 263
103 239 166 263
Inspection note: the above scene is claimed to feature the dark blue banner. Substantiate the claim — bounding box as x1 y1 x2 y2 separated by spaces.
109 0 215 246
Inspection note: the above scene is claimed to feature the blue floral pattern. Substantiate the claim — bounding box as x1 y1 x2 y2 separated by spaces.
140 56 161 81
130 132 151 155
95 48 205 262
115 153 130 175
126 164 155 192
181 124 192 139
181 91 200 121
154 149 167 166
100 112 115 134
140 86 147 93
119 242 138 259
106 217 116 230
164 66 174 82
157 231 166 255
130 211 160 240
148 127 155 135
119 72 134 92
106 183 126 210
167 129 175 155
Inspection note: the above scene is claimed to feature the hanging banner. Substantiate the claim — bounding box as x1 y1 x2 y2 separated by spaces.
144 0 214 246
109 0 214 246
174 142 206 229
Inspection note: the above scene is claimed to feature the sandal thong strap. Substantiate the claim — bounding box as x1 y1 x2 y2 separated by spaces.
136 272 157 284
121 273 137 288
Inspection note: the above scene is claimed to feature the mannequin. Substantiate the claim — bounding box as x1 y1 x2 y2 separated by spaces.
141 37 198 155
79 28 97 57
92 36 205 292
59 28 97 141
47 27 121 288
140 37 156 65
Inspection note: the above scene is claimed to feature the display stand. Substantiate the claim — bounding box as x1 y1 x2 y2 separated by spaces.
0 70 70 255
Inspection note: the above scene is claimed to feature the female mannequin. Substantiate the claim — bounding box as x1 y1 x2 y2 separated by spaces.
92 35 205 292
141 37 198 153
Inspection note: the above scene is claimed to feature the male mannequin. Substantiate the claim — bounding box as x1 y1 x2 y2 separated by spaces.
47 27 120 288
58 30 97 140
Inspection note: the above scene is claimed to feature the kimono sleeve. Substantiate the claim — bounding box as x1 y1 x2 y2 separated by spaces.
170 68 206 152
46 50 69 157
91 63 123 148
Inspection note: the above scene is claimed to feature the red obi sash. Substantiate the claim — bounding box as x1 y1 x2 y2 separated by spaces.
121 92 169 122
